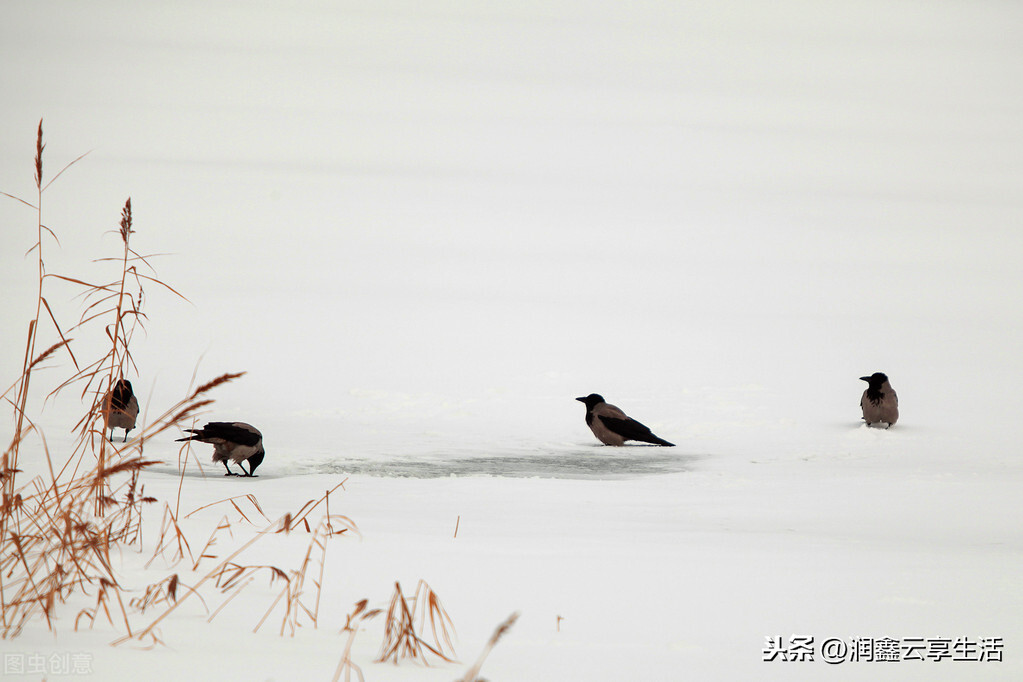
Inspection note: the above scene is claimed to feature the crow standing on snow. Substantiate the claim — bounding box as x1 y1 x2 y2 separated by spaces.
177 422 265 476
576 394 675 446
106 379 139 442
860 372 899 428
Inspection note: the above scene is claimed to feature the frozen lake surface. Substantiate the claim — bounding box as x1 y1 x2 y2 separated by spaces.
2 1 1022 680
288 447 698 479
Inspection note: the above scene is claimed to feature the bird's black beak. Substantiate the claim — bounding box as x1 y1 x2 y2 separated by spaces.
859 376 870 382
575 396 586 402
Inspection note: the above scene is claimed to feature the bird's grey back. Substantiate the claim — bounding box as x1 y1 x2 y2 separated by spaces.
592 402 629 420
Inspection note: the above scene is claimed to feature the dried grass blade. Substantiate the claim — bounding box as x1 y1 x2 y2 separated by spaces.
41 149 91 192
1 190 38 210
40 298 78 369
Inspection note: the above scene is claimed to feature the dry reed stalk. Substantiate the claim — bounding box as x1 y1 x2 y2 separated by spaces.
0 124 243 641
127 574 180 615
145 504 195 568
459 612 519 682
73 579 120 631
412 579 458 658
115 517 288 645
205 574 255 623
0 469 129 638
253 515 347 636
377 581 457 665
209 562 289 627
173 441 192 515
331 600 381 682
275 479 351 534
1 123 46 625
215 562 288 593
188 516 235 571
42 191 186 493
2 121 86 502
3 124 367 650
186 494 270 526
377 582 425 664
308 526 330 628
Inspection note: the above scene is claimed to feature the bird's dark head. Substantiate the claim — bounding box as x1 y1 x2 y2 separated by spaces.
111 379 133 409
576 394 605 410
247 450 265 476
859 372 889 388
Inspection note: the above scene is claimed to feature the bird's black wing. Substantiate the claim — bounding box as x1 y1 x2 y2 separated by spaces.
598 416 674 446
201 422 262 446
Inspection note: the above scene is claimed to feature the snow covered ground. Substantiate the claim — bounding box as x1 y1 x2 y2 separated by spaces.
2 1 1022 680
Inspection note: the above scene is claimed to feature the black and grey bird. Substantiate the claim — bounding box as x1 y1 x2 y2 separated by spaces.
576 394 675 446
859 372 899 428
106 379 139 442
176 422 265 476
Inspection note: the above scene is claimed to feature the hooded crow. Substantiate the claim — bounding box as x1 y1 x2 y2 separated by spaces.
177 422 265 476
860 372 898 428
106 379 139 442
576 394 675 446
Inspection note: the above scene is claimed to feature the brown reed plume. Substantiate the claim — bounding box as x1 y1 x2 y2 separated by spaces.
459 612 520 682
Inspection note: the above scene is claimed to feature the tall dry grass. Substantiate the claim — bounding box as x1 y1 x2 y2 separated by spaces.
3 122 475 681
0 122 238 638
377 580 457 665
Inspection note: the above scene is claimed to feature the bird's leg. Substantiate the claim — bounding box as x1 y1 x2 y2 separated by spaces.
123 431 128 443
223 461 237 476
